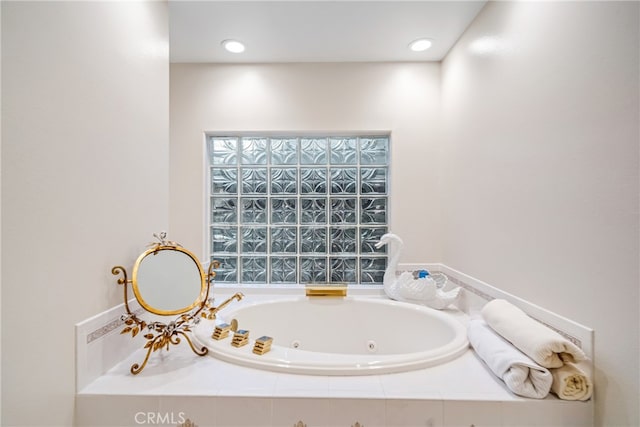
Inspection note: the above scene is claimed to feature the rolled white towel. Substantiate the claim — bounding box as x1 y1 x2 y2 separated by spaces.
481 299 586 368
468 319 552 399
551 361 593 401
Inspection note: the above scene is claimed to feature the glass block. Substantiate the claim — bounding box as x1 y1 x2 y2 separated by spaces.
300 257 327 283
330 198 357 224
361 197 387 224
271 168 298 194
211 256 237 283
211 168 238 195
330 227 357 253
300 168 327 194
241 226 267 253
361 227 388 253
211 226 237 253
211 197 237 224
209 137 238 165
241 256 267 283
270 227 297 253
240 137 267 165
361 167 387 194
241 197 267 224
270 257 297 283
329 137 357 164
360 137 389 165
208 133 391 285
330 257 357 283
270 138 298 165
300 138 327 164
360 257 387 284
271 198 297 224
300 227 327 253
300 198 327 224
330 168 357 194
241 168 268 194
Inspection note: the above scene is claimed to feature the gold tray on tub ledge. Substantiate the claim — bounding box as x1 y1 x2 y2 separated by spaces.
305 283 347 297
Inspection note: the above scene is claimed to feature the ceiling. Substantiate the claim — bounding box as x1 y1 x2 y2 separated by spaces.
169 1 487 63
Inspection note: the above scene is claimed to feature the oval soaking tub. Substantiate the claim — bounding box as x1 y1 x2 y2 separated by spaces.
194 296 469 375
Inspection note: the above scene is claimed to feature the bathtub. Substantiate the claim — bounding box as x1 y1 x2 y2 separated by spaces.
195 296 469 375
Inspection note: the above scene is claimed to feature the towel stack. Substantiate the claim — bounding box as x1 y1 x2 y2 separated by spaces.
467 298 592 401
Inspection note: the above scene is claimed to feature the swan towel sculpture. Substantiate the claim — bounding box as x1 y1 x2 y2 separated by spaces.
375 233 461 309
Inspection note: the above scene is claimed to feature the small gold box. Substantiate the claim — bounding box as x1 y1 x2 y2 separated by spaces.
252 336 273 355
212 323 231 340
231 329 250 348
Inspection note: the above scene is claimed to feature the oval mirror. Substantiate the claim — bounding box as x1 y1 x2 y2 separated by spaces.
131 246 206 316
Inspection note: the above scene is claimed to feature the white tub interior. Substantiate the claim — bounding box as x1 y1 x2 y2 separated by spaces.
194 296 469 375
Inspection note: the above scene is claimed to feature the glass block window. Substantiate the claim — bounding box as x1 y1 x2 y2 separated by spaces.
208 135 389 284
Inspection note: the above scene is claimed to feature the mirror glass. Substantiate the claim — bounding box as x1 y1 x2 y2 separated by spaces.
132 246 206 315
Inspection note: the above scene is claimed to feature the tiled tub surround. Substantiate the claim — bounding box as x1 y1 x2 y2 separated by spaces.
76 264 594 426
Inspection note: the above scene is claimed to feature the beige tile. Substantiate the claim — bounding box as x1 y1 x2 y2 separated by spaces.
501 399 594 427
326 398 387 427
443 400 502 427
214 397 272 427
271 397 331 426
75 395 160 427
386 399 444 427
158 396 217 427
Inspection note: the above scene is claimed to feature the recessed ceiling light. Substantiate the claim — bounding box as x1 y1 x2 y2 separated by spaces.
222 39 245 53
409 38 432 52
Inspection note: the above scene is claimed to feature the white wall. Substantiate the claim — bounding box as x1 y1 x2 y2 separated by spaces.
0 3 3 423
170 63 442 263
1 2 169 426
441 2 639 426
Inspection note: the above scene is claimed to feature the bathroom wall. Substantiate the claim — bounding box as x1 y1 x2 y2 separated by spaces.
0 3 3 423
441 2 639 426
169 62 442 263
1 2 169 426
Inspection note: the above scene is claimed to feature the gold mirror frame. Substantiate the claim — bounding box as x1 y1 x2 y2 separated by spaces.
112 234 212 375
131 245 207 316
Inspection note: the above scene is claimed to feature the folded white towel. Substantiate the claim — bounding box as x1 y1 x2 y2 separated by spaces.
481 299 586 368
551 361 593 401
468 319 552 399
398 277 437 301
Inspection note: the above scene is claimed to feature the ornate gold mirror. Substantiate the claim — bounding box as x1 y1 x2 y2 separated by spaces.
112 233 213 375
132 245 206 316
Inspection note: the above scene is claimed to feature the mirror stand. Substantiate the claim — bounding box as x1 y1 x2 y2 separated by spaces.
111 235 213 375
112 265 209 374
